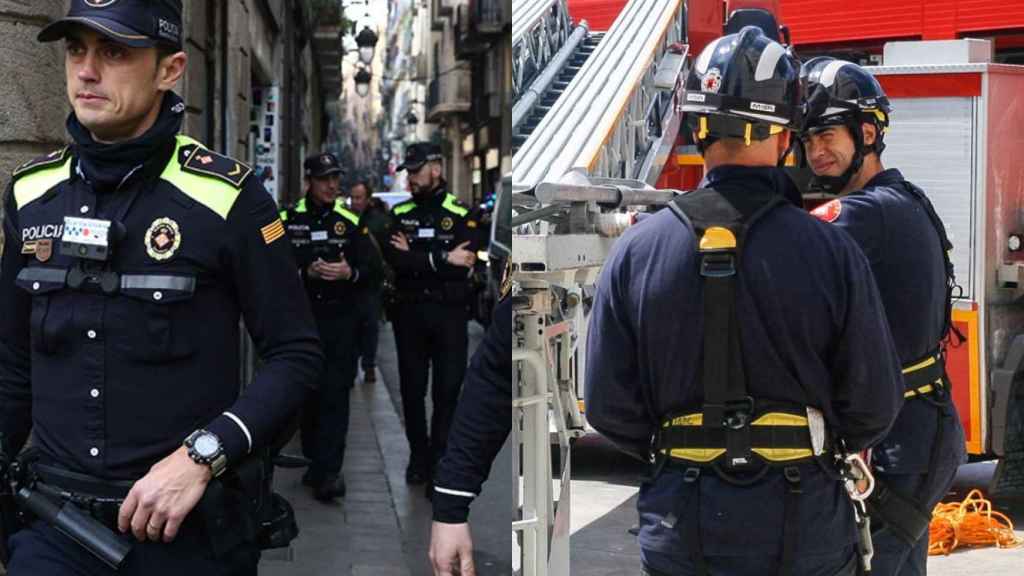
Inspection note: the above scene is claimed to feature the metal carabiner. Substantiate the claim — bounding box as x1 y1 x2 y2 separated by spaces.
842 452 875 502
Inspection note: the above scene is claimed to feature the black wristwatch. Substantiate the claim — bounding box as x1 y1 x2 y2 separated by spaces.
184 429 227 478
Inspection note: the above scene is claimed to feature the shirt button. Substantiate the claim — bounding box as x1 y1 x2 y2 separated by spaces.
90 388 100 398
87 330 97 339
80 205 90 214
32 282 40 291
153 291 163 301
89 447 99 457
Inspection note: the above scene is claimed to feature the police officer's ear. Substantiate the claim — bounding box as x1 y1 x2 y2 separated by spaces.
775 130 792 158
155 46 187 92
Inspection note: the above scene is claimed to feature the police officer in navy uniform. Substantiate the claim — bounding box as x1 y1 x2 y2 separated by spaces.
387 143 481 489
279 153 374 502
801 58 967 576
0 1 322 573
585 28 904 576
429 259 513 576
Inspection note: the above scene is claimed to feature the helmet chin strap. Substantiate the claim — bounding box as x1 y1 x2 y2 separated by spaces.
808 116 866 194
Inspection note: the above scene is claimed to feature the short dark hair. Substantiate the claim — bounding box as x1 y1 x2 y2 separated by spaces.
156 43 181 63
351 180 373 196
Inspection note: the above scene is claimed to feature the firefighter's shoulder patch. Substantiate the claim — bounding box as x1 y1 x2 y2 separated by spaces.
811 199 843 223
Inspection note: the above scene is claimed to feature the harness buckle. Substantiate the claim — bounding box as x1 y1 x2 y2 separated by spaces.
721 397 755 430
682 467 701 483
700 253 736 278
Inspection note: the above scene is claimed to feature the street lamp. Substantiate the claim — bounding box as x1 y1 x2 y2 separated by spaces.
354 26 378 66
354 67 372 97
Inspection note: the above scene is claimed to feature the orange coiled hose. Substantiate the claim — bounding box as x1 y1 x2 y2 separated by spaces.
928 489 1022 555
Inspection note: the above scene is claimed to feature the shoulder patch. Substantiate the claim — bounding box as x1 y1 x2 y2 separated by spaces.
811 199 843 223
12 147 70 180
181 147 252 188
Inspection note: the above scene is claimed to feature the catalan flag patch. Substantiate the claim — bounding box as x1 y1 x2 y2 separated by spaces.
261 219 285 244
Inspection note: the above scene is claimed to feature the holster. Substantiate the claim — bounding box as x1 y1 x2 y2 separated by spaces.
864 476 932 546
206 451 299 553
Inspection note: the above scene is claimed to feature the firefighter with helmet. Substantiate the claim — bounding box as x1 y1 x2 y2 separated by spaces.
585 27 904 576
801 57 967 576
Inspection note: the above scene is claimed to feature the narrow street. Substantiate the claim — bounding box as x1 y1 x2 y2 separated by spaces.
262 320 512 575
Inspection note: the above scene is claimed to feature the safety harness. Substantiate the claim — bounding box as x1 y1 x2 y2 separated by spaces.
863 179 963 547
653 188 834 576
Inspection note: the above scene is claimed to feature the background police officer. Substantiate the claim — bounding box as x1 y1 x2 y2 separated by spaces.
348 177 391 384
387 143 481 490
802 58 967 576
0 1 322 573
280 153 374 502
585 28 904 576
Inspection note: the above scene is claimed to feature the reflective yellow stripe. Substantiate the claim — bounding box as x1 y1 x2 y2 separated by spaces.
902 355 937 374
279 210 288 222
904 382 940 399
744 123 753 146
698 116 709 140
14 157 72 210
667 448 726 463
751 413 808 427
160 136 241 220
333 202 361 226
752 448 815 461
295 197 308 213
699 227 737 251
394 202 415 215
442 194 469 217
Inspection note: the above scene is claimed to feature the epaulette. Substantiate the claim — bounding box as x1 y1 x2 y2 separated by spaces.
12 146 71 180
180 146 252 188
393 199 417 215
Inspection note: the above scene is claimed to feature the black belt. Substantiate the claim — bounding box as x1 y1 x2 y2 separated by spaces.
31 464 134 529
902 351 947 399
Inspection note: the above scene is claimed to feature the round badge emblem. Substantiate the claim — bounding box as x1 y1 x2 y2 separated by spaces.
441 216 454 232
84 0 119 7
145 218 182 261
701 68 723 94
811 199 843 224
334 221 347 236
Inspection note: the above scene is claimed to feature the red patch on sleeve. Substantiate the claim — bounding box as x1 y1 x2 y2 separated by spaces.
811 199 843 223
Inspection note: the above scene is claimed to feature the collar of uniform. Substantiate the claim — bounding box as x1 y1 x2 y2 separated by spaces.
860 168 905 191
305 194 334 215
702 165 801 209
413 182 448 207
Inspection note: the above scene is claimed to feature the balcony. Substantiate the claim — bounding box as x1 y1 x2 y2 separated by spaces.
455 4 489 57
472 0 508 36
427 66 472 122
431 0 457 31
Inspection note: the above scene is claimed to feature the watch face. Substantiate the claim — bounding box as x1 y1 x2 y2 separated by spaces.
194 434 219 458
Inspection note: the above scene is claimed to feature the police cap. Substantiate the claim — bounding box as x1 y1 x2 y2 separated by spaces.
304 153 345 179
397 143 443 172
38 0 183 49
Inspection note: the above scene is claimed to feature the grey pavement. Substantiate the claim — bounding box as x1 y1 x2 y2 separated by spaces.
570 434 1024 576
263 319 512 575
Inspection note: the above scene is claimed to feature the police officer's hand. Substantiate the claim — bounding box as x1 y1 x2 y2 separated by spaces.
429 521 476 576
318 257 353 281
446 241 477 268
390 232 411 252
307 260 324 279
118 446 212 543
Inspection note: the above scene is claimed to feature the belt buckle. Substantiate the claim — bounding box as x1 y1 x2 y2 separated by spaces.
722 396 755 430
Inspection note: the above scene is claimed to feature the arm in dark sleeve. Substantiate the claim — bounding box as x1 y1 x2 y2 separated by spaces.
385 209 434 274
347 228 378 288
0 185 33 455
432 298 513 523
434 212 484 282
584 239 652 461
829 242 903 451
206 183 325 466
832 196 886 269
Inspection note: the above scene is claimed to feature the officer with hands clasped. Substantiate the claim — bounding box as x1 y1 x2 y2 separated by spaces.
0 1 322 574
801 58 967 576
585 28 904 576
280 152 375 502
